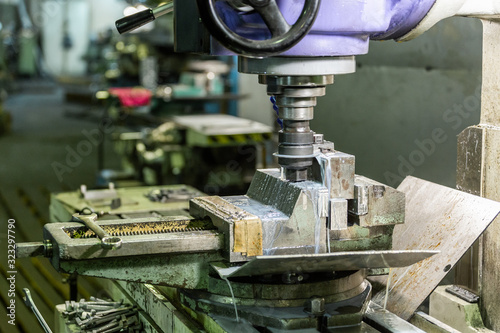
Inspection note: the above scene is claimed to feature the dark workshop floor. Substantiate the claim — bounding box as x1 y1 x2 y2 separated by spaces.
0 79 121 333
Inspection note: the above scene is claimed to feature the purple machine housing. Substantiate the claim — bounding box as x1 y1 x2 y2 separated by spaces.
205 0 437 57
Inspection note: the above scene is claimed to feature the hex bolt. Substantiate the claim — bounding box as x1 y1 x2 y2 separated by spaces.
94 307 133 318
373 185 386 198
91 318 118 333
75 317 90 327
313 133 324 144
82 304 117 311
304 297 325 316
90 296 109 302
82 315 120 329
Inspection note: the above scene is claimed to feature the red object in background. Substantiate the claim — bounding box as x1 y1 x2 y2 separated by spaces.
108 87 153 107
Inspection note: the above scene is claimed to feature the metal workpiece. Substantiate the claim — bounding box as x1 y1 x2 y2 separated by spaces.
330 224 395 252
330 198 348 231
348 176 405 227
372 176 500 320
191 168 339 258
244 169 329 254
210 250 437 279
456 126 483 196
312 144 355 199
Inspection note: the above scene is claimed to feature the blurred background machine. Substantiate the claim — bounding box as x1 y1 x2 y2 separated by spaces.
110 114 272 193
3 0 500 332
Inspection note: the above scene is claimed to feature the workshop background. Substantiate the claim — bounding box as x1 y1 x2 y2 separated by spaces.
0 0 482 332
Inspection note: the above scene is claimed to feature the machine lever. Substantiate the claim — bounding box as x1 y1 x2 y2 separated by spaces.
72 213 122 250
116 1 173 34
23 288 53 333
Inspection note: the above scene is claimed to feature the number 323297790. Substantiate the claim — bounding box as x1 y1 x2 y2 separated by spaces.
7 219 16 269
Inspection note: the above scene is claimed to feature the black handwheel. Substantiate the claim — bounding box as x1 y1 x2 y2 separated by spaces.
196 0 321 57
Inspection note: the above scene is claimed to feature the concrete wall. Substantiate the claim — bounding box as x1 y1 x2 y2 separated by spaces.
238 73 273 126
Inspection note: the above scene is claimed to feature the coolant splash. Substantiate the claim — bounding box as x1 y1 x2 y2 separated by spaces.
222 277 239 322
316 153 332 252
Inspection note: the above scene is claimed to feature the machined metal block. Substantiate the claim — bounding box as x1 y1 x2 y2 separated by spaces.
313 146 355 200
330 225 395 252
246 169 328 254
330 198 348 230
348 175 405 227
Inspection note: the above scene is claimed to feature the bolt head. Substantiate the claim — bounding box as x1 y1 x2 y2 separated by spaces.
305 297 325 316
313 133 324 144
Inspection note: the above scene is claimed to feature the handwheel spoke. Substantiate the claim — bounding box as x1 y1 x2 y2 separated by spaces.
247 0 291 36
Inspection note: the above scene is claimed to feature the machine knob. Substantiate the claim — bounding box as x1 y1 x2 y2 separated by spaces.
116 2 173 34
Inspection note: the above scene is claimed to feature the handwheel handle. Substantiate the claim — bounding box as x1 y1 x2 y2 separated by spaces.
196 0 321 57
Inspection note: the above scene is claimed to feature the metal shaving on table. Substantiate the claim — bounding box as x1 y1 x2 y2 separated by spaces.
62 296 142 332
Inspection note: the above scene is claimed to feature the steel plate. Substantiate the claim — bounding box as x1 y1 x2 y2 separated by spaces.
212 250 437 278
372 176 500 320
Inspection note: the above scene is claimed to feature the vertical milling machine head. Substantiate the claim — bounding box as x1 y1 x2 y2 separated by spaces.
173 0 437 181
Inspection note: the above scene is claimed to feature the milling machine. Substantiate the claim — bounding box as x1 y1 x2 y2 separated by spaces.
16 0 500 332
